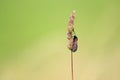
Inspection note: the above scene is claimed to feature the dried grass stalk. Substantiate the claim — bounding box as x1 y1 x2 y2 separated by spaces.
67 10 78 80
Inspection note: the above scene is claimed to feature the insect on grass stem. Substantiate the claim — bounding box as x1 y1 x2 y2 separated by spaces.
67 10 78 80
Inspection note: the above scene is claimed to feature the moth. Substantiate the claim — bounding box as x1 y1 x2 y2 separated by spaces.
71 35 78 52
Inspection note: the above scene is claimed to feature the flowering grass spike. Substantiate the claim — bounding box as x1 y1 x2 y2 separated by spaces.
67 10 78 52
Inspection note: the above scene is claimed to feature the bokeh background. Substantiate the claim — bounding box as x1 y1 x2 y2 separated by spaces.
0 0 120 80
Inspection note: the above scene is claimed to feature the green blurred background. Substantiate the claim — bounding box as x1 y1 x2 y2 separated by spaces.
0 0 120 80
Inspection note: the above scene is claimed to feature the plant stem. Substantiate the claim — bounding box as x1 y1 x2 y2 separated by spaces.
71 51 74 80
